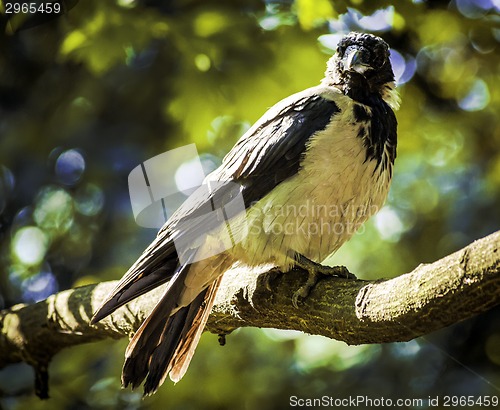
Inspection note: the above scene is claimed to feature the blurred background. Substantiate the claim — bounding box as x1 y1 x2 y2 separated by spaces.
1 0 499 408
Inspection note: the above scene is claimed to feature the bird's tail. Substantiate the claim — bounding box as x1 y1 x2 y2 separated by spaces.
122 274 223 396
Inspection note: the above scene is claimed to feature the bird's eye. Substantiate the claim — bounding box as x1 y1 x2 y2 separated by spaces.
361 48 372 63
372 45 390 69
372 57 382 69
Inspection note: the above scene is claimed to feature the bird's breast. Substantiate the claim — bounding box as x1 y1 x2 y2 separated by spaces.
235 98 393 269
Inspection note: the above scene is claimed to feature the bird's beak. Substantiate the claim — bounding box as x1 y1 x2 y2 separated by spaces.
343 47 371 75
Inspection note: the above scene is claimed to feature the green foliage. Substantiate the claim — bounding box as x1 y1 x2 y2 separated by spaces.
1 0 499 408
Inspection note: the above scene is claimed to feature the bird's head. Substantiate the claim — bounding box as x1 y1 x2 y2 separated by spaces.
323 32 399 108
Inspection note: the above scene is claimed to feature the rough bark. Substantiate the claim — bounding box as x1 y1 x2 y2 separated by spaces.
1 230 499 398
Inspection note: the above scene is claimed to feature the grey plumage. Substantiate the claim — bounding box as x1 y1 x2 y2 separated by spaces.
91 32 399 395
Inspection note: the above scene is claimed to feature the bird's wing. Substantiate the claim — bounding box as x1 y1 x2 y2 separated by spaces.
91 86 341 323
212 87 342 203
158 87 342 242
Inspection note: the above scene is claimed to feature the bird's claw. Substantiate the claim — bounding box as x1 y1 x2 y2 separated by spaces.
292 270 320 308
262 268 282 292
292 255 356 308
316 265 356 280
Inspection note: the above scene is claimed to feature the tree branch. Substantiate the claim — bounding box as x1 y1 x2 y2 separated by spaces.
1 230 499 398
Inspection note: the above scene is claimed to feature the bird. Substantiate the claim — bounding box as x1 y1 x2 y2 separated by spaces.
91 32 399 395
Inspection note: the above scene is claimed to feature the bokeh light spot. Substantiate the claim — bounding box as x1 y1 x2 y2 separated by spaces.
318 33 344 52
374 206 405 242
55 149 86 185
194 11 229 37
175 159 206 194
396 53 417 85
12 226 49 266
295 336 381 371
22 267 58 302
34 187 74 234
458 79 490 111
117 0 137 9
391 340 421 358
259 16 282 31
355 6 394 32
390 49 406 84
195 54 211 72
74 184 105 216
456 0 490 18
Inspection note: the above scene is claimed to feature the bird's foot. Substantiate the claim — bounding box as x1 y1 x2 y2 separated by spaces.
262 267 283 292
292 254 356 308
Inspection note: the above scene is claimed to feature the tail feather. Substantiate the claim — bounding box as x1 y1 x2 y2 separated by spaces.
122 314 176 390
91 264 176 324
91 228 223 395
169 275 223 383
122 276 223 396
123 260 192 359
142 305 192 394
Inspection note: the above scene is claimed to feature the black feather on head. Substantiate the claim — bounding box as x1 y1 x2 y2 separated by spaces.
323 32 396 105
